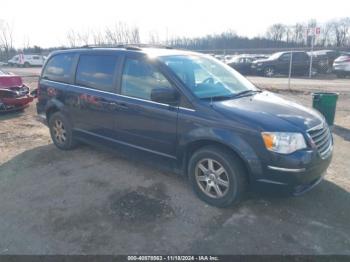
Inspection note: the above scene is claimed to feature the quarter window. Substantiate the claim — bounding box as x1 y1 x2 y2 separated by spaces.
121 58 172 100
75 55 118 92
43 53 75 83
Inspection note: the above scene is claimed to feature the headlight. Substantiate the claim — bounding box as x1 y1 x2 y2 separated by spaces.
261 132 307 154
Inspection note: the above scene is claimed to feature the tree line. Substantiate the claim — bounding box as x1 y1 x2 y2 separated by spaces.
1 17 350 61
170 18 350 51
265 18 350 47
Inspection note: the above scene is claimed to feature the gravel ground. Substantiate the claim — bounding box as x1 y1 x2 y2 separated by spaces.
0 68 349 255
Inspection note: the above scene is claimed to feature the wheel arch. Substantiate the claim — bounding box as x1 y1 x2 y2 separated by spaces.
45 98 67 122
182 138 256 184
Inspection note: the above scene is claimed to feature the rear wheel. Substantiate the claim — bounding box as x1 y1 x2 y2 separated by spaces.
188 146 247 207
48 112 77 150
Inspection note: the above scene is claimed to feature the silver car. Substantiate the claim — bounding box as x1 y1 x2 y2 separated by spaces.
333 55 350 78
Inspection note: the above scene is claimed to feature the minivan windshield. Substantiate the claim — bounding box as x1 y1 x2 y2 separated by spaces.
159 55 258 100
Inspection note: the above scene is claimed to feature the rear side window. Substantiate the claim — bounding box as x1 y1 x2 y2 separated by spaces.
75 55 118 92
43 53 75 83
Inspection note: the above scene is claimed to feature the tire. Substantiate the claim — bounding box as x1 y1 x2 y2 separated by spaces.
24 62 30 68
263 66 275 77
48 111 78 150
188 145 247 207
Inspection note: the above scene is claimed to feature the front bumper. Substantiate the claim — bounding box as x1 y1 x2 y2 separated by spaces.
333 64 350 74
333 69 350 75
36 102 47 125
251 147 333 196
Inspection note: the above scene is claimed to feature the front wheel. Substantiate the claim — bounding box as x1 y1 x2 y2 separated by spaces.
48 112 78 150
264 66 275 77
188 146 247 207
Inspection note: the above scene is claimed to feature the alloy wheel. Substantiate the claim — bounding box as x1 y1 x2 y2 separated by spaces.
195 158 230 199
53 119 67 144
265 68 274 77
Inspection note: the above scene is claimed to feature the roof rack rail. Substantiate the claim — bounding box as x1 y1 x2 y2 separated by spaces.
79 43 173 50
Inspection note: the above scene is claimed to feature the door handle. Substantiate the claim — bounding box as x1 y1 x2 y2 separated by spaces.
100 100 128 110
100 101 117 106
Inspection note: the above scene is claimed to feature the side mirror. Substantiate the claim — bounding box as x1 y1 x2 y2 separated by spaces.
151 87 179 105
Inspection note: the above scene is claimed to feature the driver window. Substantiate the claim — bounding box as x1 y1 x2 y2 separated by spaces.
121 58 173 101
280 53 291 61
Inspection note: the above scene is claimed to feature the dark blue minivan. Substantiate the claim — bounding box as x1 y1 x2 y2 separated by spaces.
37 46 333 207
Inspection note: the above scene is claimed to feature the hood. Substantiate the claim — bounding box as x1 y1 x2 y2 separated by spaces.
334 55 350 63
0 75 23 89
212 91 323 132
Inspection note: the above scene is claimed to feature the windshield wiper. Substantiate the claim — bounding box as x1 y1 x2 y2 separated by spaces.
201 94 235 101
233 89 262 98
201 90 261 102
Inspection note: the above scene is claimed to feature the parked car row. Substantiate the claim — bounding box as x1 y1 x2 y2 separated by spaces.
226 54 269 75
252 51 326 77
222 50 350 78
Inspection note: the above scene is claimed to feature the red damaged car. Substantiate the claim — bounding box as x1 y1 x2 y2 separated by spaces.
0 69 36 112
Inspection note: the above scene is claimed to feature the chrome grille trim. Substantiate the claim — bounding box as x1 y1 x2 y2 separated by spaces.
313 129 329 144
307 122 332 159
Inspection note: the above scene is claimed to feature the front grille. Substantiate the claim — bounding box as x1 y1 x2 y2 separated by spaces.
307 123 332 159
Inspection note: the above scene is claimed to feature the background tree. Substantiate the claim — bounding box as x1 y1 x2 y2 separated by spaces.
105 22 140 44
266 23 286 41
331 18 350 47
319 22 333 47
0 20 14 60
292 23 304 44
77 30 91 46
66 29 78 47
148 31 160 44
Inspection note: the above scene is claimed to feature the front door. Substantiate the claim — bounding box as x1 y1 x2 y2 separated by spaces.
292 52 310 75
278 53 292 74
114 56 178 157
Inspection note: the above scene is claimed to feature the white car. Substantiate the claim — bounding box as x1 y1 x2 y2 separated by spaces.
333 55 350 78
8 54 45 67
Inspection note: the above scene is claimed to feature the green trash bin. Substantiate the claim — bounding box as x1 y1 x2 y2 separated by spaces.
312 92 339 126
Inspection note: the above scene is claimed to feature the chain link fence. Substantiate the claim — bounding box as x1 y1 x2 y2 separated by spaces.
194 47 349 85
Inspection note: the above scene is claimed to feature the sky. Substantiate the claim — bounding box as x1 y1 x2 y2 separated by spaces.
1 0 350 48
